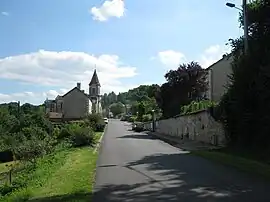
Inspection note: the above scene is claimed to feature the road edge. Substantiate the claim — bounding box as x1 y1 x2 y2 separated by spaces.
93 124 108 154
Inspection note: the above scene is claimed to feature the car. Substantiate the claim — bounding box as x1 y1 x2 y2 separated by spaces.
103 117 108 124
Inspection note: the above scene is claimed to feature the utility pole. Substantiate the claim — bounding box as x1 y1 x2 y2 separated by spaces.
243 0 249 54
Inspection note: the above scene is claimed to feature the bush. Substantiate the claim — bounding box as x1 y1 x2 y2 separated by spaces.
128 116 136 123
13 136 55 161
57 123 95 147
85 114 105 132
180 100 217 115
142 114 152 122
69 127 95 147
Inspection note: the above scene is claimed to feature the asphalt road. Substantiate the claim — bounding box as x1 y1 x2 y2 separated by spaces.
93 119 270 202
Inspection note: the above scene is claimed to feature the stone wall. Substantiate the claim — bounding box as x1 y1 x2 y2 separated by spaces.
143 110 226 146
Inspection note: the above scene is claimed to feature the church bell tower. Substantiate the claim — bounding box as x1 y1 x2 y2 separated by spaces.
89 69 101 113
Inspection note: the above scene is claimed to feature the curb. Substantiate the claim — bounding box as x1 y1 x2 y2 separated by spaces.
93 124 108 154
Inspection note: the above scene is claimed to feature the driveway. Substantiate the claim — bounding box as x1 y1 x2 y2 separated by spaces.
93 119 270 202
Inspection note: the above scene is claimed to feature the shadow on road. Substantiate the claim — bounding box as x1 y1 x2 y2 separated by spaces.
23 153 269 202
117 133 158 140
92 152 269 202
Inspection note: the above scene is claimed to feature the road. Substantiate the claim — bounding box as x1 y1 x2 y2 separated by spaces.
93 119 270 202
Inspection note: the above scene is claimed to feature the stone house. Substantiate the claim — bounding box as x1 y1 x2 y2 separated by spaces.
205 55 233 102
45 70 102 120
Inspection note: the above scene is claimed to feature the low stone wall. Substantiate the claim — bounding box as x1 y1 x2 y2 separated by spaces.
143 110 226 146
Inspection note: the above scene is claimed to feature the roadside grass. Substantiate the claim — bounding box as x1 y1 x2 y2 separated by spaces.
1 133 99 202
192 149 270 179
94 132 103 143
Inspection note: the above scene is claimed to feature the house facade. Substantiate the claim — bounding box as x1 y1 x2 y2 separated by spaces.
45 70 102 120
205 55 233 102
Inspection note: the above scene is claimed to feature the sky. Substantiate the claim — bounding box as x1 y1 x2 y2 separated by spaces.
0 0 243 105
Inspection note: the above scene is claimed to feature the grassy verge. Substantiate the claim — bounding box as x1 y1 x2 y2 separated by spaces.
94 132 103 144
1 146 98 202
192 149 270 179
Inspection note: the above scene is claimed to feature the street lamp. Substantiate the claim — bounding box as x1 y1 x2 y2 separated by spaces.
226 1 248 54
151 109 156 132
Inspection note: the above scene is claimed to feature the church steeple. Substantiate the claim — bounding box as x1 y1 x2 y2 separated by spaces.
89 69 100 86
89 69 101 97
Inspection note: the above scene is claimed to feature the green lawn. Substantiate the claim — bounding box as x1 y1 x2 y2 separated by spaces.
1 147 98 202
192 149 270 179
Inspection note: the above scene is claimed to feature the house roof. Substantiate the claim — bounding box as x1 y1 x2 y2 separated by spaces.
61 87 89 99
89 69 100 86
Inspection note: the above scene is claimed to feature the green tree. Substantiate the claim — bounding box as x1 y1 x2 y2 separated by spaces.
218 0 270 148
155 61 208 118
109 102 125 117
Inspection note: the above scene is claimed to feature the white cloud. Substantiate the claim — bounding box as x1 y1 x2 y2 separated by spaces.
0 50 139 104
199 44 231 68
156 50 186 69
155 45 231 70
1 11 9 16
90 0 125 22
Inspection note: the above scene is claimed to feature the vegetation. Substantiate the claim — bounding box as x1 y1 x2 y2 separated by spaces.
192 149 270 179
216 0 270 151
102 62 208 121
0 102 105 200
180 100 217 115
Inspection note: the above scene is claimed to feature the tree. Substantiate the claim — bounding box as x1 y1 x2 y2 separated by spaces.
109 102 125 117
218 0 270 149
156 61 208 118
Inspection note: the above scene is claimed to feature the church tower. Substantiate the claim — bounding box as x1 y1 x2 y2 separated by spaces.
89 69 101 113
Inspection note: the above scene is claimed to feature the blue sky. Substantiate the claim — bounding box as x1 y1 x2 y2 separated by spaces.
0 0 242 104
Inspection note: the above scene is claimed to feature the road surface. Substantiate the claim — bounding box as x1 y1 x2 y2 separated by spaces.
93 119 270 202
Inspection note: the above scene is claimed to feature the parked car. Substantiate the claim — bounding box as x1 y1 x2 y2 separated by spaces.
103 117 108 124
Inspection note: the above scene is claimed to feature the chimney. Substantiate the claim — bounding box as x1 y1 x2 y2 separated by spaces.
77 82 81 90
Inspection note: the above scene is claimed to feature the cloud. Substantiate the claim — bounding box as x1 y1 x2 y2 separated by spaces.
155 44 231 69
0 50 138 104
199 45 231 68
1 11 9 16
0 91 50 105
156 50 186 69
90 0 125 22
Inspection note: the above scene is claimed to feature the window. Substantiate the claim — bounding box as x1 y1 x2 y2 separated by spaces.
92 87 96 95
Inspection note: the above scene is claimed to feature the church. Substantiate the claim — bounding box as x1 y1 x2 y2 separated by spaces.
45 70 102 121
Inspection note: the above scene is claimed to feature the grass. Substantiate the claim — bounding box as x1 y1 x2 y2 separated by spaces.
1 146 98 202
192 149 270 179
94 132 103 144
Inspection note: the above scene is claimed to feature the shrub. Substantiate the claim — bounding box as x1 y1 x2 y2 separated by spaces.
180 100 217 115
56 123 95 147
69 127 95 147
128 116 136 123
85 114 104 132
142 114 152 122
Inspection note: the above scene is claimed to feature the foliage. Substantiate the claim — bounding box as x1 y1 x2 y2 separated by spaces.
85 113 105 132
0 102 99 198
217 0 270 149
109 102 125 117
101 85 160 117
180 100 217 115
142 114 152 122
155 61 208 118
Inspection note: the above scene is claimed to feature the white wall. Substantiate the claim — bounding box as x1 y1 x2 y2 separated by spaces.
144 110 226 146
210 56 233 102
